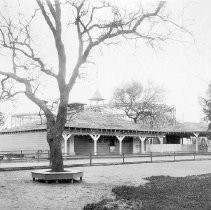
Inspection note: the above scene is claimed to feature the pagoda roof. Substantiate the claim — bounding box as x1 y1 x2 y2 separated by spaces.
89 90 104 101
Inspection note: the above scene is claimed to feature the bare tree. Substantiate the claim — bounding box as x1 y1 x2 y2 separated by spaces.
200 83 211 139
200 84 211 122
137 104 176 128
0 0 189 172
111 81 169 124
0 112 5 127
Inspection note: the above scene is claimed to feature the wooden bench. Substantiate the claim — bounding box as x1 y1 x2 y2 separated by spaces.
31 169 83 183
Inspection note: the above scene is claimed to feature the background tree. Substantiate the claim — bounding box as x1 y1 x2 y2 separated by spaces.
0 82 15 127
200 83 211 139
111 81 175 127
137 104 176 128
0 112 5 127
0 0 189 172
200 83 211 122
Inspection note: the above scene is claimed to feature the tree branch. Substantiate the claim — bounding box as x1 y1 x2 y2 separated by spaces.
37 0 67 87
36 0 56 35
0 70 54 121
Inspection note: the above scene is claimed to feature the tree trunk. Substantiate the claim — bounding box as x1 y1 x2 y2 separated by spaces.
46 92 68 172
48 134 64 172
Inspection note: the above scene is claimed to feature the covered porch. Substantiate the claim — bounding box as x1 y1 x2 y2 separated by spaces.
62 133 134 155
146 132 209 153
62 128 209 155
62 127 167 155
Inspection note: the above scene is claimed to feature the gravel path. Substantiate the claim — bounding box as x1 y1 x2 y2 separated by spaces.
1 160 211 210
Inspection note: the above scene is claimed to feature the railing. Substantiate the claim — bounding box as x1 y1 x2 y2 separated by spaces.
0 150 50 162
1 150 211 167
64 151 211 166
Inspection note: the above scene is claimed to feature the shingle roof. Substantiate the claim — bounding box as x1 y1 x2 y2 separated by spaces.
163 122 208 133
0 111 209 134
66 111 140 130
0 122 46 133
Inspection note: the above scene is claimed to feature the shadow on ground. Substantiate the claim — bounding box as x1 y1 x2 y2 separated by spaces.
84 173 211 210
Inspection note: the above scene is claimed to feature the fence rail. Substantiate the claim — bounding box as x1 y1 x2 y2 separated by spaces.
0 150 50 162
1 150 211 167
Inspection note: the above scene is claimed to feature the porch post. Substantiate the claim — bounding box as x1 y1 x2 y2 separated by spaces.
158 137 164 144
64 138 67 154
190 136 193 144
193 133 199 153
139 136 146 153
68 135 75 155
90 134 101 155
116 136 125 155
63 133 72 155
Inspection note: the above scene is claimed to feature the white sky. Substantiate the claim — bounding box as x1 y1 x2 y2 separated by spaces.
1 0 211 124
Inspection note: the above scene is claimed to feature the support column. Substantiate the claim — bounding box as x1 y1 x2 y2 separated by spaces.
193 133 199 153
116 136 125 155
190 136 194 144
158 137 164 145
68 135 75 155
63 133 72 155
139 136 146 154
90 134 100 155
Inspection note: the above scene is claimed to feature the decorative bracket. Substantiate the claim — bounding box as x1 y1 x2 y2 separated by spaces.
138 136 146 142
90 134 101 141
116 136 125 142
63 133 72 141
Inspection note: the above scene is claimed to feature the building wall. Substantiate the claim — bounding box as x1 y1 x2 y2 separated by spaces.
146 144 196 153
132 137 140 154
145 137 160 145
0 131 48 151
122 137 133 154
1 130 205 154
66 135 75 155
74 135 133 155
74 135 94 155
166 135 180 144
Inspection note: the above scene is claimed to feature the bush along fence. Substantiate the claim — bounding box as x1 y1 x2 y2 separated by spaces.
1 150 211 167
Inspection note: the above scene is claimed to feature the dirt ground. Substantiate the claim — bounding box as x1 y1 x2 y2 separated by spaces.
1 160 211 210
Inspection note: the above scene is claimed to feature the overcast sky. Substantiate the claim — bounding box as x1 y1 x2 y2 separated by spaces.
70 0 211 123
0 0 211 124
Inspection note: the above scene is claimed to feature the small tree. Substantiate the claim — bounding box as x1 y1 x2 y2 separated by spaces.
111 81 171 125
0 0 189 171
0 112 5 127
200 83 211 122
200 83 211 139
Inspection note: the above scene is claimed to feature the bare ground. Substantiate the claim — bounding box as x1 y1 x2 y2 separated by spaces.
1 160 211 210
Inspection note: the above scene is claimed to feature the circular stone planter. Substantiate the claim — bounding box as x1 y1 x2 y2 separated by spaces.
31 169 83 183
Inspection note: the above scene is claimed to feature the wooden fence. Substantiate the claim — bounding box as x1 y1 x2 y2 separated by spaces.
1 150 211 166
